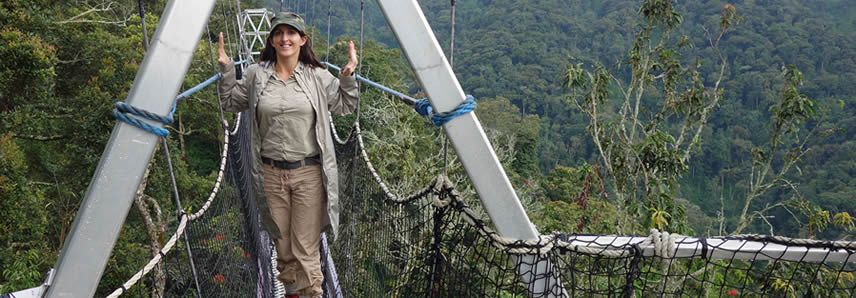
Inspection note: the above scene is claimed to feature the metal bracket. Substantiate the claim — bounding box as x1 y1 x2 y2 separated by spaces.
0 268 54 298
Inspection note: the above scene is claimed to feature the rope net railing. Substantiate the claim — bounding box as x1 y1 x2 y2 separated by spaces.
93 2 284 297
328 118 856 297
97 89 856 297
97 111 278 298
95 59 856 298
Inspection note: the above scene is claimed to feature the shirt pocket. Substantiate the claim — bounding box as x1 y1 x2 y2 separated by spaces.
254 76 268 107
292 80 304 94
293 80 317 110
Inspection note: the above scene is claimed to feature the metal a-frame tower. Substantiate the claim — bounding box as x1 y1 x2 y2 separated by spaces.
237 8 272 64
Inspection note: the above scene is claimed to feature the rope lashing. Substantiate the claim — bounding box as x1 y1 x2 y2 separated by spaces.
112 60 246 137
641 229 678 259
113 101 175 137
429 175 456 208
414 94 477 126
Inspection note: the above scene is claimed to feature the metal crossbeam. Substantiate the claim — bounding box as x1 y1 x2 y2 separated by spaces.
565 235 856 263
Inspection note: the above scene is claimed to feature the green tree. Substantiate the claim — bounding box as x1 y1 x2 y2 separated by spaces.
561 0 739 234
476 96 541 178
0 135 51 292
730 65 839 237
531 165 617 234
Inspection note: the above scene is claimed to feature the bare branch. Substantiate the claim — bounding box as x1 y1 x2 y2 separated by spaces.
55 1 130 26
56 3 110 24
734 201 788 234
11 134 70 141
55 19 128 25
166 125 194 135
29 181 56 187
57 58 90 64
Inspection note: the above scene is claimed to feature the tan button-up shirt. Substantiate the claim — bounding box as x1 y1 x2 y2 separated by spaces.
257 68 320 162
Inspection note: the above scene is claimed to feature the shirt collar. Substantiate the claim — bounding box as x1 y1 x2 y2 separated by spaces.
263 61 305 81
261 61 305 76
294 62 305 75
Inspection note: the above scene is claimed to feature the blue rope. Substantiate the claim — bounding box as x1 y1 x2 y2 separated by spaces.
414 95 477 126
177 73 221 101
322 61 418 105
113 102 175 137
112 60 247 137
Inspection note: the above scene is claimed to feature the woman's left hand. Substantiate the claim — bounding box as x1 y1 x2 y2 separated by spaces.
341 41 358 77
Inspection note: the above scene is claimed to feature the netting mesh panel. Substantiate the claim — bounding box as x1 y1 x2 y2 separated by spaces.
103 115 856 297
331 132 435 296
621 250 856 296
327 126 856 297
328 130 532 297
180 112 273 297
120 112 275 298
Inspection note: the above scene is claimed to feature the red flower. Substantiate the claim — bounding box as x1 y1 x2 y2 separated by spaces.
215 235 226 241
213 274 225 284
728 290 738 296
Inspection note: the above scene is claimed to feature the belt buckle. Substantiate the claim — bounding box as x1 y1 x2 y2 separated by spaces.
285 159 302 169
267 157 316 169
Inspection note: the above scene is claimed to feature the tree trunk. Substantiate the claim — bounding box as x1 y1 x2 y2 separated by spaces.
133 158 167 296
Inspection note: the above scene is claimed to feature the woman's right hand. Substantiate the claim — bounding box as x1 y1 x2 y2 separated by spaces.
217 32 231 66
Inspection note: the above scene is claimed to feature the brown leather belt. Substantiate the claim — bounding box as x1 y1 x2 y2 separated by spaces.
262 155 321 170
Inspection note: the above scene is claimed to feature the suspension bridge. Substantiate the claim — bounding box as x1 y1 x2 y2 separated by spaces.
4 0 856 297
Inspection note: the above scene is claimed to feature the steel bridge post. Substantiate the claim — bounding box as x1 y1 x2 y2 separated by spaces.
45 0 217 297
374 1 566 296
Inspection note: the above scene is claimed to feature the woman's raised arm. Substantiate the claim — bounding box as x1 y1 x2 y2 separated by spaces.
216 32 250 112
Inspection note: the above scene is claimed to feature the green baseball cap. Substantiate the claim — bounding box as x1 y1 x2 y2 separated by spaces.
270 12 305 35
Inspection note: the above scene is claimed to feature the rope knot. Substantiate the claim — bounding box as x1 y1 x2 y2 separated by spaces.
113 101 176 137
414 95 477 126
430 175 455 208
492 233 555 255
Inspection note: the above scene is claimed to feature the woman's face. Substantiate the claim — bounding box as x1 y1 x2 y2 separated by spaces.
269 24 306 60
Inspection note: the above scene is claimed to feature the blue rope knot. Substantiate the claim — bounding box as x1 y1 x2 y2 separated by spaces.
112 101 176 137
414 94 477 126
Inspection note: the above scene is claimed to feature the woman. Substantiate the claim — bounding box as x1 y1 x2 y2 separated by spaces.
217 12 359 298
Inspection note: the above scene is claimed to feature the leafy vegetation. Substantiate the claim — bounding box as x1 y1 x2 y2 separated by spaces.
410 0 856 239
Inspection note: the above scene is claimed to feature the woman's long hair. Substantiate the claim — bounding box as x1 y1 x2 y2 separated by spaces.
260 30 324 69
